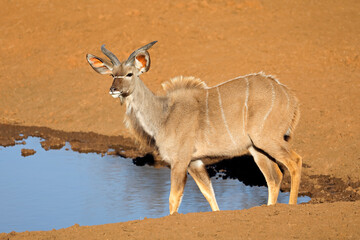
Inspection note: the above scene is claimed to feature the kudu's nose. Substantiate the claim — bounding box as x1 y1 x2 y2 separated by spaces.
110 87 117 93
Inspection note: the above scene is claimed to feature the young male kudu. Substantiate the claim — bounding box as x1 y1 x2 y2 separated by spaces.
86 41 302 214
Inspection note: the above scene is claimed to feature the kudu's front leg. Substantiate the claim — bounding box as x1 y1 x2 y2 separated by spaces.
169 161 189 214
188 160 219 211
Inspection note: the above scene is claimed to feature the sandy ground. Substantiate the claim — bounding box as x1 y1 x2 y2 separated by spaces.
2 201 360 240
0 0 359 239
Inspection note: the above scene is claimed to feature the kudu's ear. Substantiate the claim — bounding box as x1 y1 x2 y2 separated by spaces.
86 54 113 75
134 51 151 75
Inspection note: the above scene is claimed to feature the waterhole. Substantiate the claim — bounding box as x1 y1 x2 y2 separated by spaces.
0 137 310 233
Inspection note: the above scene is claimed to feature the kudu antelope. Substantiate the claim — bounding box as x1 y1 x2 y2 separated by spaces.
86 41 302 214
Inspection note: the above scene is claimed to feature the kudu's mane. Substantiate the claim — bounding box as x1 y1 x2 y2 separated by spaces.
161 76 207 93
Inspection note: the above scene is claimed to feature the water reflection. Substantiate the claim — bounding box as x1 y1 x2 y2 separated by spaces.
0 137 310 233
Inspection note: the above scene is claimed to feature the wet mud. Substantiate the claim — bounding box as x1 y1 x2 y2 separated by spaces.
20 149 36 157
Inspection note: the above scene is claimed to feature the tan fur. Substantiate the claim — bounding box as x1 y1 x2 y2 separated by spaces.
123 111 155 151
87 42 303 215
288 97 301 138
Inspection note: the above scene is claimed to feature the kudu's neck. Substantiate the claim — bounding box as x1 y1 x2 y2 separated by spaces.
125 76 167 138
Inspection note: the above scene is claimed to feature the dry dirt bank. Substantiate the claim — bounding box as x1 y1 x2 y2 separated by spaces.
1 201 359 240
0 0 359 239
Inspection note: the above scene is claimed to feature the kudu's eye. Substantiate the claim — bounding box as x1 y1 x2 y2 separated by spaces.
126 73 133 77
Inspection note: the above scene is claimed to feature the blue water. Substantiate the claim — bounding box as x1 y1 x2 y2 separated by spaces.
0 137 310 233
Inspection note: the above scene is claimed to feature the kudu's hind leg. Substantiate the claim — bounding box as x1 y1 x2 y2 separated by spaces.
188 160 219 211
248 146 283 205
274 149 302 204
253 140 302 205
169 161 188 214
270 148 302 204
288 150 302 204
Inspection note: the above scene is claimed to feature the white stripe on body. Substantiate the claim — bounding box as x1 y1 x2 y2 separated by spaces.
279 85 291 136
281 86 290 112
273 78 292 136
204 89 211 145
242 78 250 136
216 87 237 146
260 80 275 132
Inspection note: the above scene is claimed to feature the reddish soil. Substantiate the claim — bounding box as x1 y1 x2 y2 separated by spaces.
0 0 359 239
